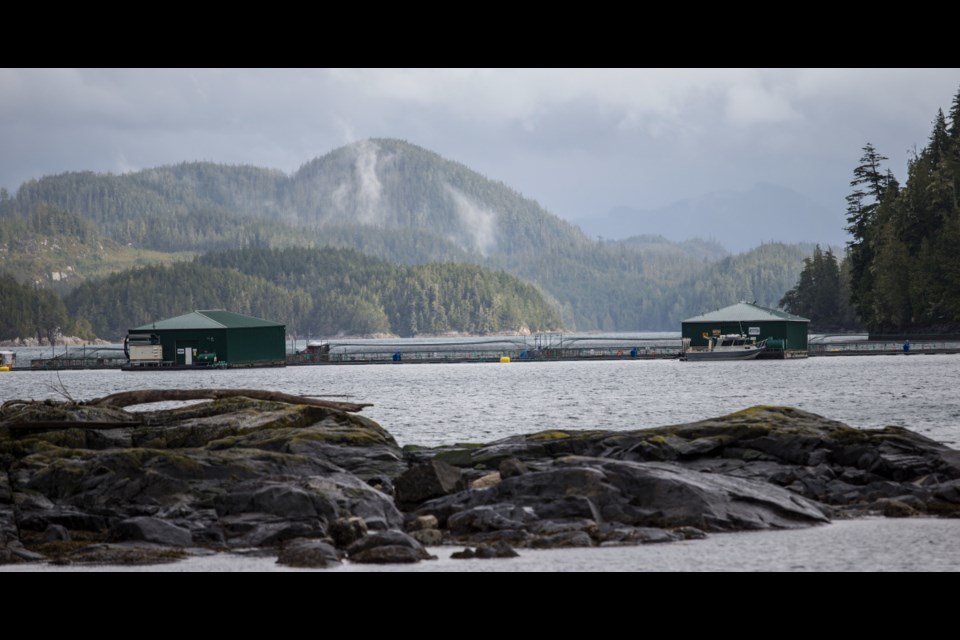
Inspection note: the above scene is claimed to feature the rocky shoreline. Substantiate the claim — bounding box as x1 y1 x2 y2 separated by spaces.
1 394 958 568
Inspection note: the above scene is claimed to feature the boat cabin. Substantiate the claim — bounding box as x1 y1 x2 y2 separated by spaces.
713 335 752 349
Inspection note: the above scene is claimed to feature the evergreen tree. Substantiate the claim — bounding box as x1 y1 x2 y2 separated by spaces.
845 143 889 241
840 84 960 332
0 274 71 343
779 246 853 331
845 143 892 323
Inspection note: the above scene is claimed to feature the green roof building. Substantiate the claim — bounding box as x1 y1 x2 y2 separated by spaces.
127 310 286 367
682 302 809 356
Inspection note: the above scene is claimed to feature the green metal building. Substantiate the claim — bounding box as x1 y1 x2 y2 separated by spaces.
682 302 809 355
127 310 286 367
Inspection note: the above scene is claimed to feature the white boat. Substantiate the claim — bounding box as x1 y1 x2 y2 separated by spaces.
682 334 765 361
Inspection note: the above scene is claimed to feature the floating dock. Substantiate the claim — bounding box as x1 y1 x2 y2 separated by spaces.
28 346 128 370
808 339 960 356
16 335 960 371
288 335 684 365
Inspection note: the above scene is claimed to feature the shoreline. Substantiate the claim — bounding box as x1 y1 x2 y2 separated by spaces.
3 397 959 570
3 518 958 572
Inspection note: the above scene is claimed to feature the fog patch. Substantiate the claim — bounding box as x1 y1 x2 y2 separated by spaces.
323 139 384 225
353 139 382 224
445 184 497 255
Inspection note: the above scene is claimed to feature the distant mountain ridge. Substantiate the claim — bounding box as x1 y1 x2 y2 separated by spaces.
8 138 587 258
577 183 848 253
1 139 816 330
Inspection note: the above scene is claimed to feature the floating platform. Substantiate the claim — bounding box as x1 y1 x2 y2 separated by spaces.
28 346 128 371
808 340 960 357
288 336 684 366
121 360 286 371
16 336 960 371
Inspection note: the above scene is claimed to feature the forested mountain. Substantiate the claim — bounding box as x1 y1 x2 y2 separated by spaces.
672 242 814 319
2 138 815 331
64 247 562 340
3 139 585 258
613 235 730 263
0 203 190 293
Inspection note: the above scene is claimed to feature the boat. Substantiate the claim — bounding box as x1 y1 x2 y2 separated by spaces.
681 334 765 361
0 350 15 371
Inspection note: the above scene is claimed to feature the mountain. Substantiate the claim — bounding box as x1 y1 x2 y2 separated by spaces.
612 235 730 263
6 138 587 259
3 139 814 331
577 183 848 253
0 203 190 293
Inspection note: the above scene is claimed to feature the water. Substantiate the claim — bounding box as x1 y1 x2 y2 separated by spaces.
3 353 960 571
3 354 959 447
4 519 957 572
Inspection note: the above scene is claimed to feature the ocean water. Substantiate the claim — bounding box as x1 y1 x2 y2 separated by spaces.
2 352 959 571
2 353 958 447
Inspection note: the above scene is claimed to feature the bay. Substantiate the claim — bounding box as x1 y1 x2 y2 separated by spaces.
2 352 959 571
2 353 958 447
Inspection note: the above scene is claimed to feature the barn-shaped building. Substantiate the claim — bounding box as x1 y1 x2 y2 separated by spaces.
127 310 285 367
682 302 809 357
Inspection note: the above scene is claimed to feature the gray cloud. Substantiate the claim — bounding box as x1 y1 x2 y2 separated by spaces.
1 68 958 236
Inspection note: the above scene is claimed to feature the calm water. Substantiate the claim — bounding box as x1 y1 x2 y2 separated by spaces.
2 353 959 571
2 354 959 447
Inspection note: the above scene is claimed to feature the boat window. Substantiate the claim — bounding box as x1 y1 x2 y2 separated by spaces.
721 339 733 347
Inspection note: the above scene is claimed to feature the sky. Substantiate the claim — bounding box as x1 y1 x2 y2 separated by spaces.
2 68 959 229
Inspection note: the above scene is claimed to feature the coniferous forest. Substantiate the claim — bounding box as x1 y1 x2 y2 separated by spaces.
780 85 960 334
64 248 562 340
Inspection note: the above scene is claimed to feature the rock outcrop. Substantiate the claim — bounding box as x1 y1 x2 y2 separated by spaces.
1 395 406 566
418 406 960 509
399 406 960 548
3 397 960 568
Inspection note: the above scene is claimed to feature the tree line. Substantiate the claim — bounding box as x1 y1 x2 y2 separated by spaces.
62 246 561 340
781 85 960 334
779 246 859 331
0 273 94 344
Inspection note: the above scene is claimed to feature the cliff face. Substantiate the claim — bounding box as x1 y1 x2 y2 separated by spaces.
2 398 958 567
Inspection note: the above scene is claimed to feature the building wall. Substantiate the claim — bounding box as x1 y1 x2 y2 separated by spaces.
682 320 808 350
782 322 808 351
223 326 286 364
128 328 227 364
128 326 285 365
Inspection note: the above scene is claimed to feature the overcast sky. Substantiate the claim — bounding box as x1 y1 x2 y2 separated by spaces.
2 68 958 225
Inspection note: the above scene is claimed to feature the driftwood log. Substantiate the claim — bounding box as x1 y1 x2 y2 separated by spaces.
90 388 372 413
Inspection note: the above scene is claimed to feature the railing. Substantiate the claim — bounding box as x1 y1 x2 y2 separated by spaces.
31 357 127 370
287 344 683 365
809 340 960 355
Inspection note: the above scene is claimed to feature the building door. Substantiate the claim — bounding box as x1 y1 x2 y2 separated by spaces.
176 341 199 365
